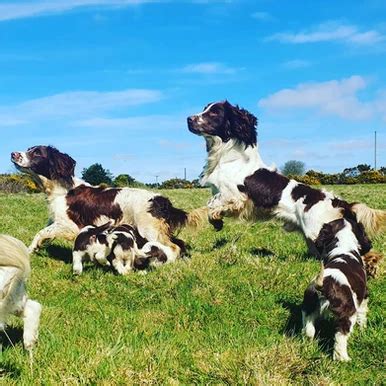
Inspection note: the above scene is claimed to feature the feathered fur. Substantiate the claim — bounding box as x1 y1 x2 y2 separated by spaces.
351 203 386 236
0 235 42 352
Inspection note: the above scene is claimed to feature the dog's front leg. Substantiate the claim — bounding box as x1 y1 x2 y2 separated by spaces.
29 223 77 254
72 250 85 275
207 193 226 230
207 193 247 230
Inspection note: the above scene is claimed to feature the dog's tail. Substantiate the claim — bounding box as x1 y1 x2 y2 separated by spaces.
0 234 30 278
351 203 386 236
185 206 208 229
148 196 208 232
0 235 31 322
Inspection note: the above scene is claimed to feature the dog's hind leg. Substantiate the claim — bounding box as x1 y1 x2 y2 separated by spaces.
356 298 368 329
301 282 322 339
22 299 42 351
333 314 357 361
136 215 181 263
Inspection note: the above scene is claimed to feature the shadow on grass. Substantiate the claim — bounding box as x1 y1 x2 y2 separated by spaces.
0 328 22 379
213 237 229 249
44 244 72 264
250 247 274 258
279 300 303 336
278 299 336 356
0 326 23 349
0 362 21 379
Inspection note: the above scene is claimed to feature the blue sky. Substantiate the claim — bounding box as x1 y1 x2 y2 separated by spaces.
1 0 385 183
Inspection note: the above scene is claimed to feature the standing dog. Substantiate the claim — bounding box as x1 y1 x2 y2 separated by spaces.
11 146 206 262
72 223 113 275
0 235 42 353
187 101 385 256
302 218 371 361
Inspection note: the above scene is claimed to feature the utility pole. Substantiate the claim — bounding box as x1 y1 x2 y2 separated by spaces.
184 167 187 180
155 175 159 185
374 130 377 170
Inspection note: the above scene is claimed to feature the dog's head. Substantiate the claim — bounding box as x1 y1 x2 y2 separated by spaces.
11 145 76 187
187 101 257 147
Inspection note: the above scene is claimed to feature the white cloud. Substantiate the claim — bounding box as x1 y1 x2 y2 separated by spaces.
0 1 166 22
180 62 239 75
258 76 374 120
0 0 231 21
74 114 183 131
0 88 163 125
266 22 385 46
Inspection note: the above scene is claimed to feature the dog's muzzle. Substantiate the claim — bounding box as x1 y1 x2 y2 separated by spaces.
187 116 201 134
11 151 22 164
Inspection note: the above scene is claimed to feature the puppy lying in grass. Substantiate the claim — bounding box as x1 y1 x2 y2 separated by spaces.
0 235 42 355
302 218 372 361
72 223 172 275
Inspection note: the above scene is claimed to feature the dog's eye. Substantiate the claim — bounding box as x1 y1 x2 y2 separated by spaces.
34 149 41 156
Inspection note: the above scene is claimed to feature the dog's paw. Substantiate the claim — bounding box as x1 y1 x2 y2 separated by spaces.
209 217 223 231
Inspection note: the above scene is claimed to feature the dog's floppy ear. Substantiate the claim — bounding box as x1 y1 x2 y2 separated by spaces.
348 219 372 255
47 146 76 186
315 219 345 256
224 101 258 147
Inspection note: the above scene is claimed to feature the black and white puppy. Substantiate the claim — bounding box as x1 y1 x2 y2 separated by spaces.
187 101 385 251
72 223 113 275
302 218 371 361
0 235 42 354
11 146 204 263
73 223 171 275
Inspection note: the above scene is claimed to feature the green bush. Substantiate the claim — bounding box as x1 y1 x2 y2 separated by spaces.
159 178 193 189
290 174 321 185
357 170 386 184
0 174 40 193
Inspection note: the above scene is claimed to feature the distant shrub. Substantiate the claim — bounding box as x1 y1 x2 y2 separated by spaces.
82 163 113 185
113 174 145 188
159 178 193 189
357 170 386 184
290 174 321 185
0 174 40 193
281 160 305 177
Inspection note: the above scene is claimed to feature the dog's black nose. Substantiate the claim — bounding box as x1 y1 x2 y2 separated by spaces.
187 116 194 124
11 152 20 160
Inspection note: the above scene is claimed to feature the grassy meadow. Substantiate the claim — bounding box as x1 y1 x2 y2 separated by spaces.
0 185 385 384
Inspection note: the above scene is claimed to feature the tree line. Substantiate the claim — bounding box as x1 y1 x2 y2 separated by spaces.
1 160 384 194
281 160 386 185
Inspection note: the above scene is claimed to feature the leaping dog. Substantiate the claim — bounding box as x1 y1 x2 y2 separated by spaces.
187 100 385 263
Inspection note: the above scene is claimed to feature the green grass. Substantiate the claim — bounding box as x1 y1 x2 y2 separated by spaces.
0 185 385 384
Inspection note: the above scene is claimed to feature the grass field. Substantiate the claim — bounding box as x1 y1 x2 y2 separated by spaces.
0 185 385 385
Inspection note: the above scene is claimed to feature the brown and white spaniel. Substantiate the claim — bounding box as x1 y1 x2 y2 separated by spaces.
187 100 385 262
11 146 206 262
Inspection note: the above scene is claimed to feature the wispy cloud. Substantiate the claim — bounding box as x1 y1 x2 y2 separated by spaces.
281 59 311 69
266 22 386 46
251 11 274 22
74 114 183 131
0 1 165 22
258 75 374 120
0 89 163 125
180 62 240 75
0 0 231 22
